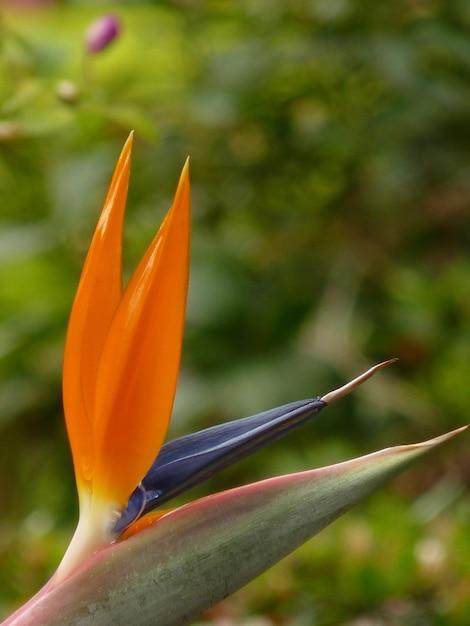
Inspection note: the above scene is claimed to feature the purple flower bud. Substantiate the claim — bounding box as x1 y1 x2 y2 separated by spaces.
85 15 121 54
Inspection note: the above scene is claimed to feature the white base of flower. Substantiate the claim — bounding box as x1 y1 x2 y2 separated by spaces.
52 496 120 585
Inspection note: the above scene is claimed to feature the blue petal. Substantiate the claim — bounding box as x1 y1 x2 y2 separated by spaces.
114 397 326 534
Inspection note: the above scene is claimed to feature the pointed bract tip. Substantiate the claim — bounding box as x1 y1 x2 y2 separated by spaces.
418 424 468 448
385 424 468 457
321 358 398 405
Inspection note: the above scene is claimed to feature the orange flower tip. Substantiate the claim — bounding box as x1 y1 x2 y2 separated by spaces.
180 156 190 187
125 130 134 148
111 131 134 185
115 131 134 179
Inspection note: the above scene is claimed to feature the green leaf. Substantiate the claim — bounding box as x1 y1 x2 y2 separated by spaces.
4 426 465 626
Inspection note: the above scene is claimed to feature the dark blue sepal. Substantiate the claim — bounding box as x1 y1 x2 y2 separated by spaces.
114 397 326 534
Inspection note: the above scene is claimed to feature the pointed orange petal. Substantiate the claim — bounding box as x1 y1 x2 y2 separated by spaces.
92 159 191 505
63 133 133 493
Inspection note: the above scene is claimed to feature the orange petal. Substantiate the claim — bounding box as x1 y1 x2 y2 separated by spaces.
119 510 170 541
93 159 191 505
63 133 133 494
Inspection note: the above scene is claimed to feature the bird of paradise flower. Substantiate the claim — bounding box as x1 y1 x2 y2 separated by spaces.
2 134 465 626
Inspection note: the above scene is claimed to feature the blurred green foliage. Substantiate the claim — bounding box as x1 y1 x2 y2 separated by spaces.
0 1 469 623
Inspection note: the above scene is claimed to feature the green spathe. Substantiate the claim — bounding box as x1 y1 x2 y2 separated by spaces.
4 426 465 626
